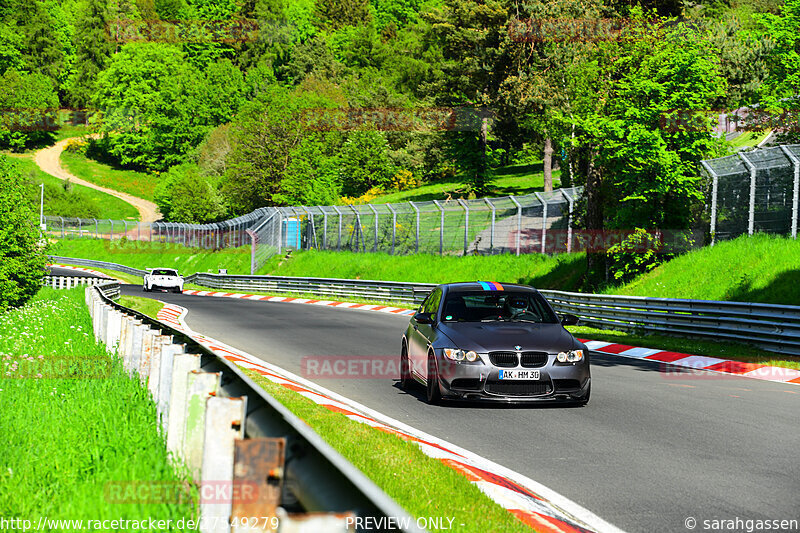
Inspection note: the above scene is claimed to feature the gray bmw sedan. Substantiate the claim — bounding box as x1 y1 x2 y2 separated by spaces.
401 282 590 405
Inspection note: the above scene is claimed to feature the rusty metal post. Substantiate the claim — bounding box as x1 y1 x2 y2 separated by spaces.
183 371 221 478
231 438 286 533
199 396 247 533
166 353 201 459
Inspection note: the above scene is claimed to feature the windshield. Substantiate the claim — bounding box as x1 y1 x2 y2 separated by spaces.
440 291 558 324
152 269 178 276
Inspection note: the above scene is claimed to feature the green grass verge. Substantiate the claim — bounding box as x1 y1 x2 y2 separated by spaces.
61 151 159 202
373 163 562 204
566 325 800 371
727 130 771 150
612 234 800 305
0 288 194 527
261 250 586 291
119 295 164 320
50 239 253 276
242 369 534 533
16 156 139 220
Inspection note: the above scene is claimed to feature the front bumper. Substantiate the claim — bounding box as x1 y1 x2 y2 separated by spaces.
435 355 590 403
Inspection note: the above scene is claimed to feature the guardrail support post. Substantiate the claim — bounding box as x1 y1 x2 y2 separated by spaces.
129 323 147 377
158 343 185 432
139 329 159 385
231 438 286 532
147 335 170 400
183 371 221 479
199 396 246 533
166 353 202 459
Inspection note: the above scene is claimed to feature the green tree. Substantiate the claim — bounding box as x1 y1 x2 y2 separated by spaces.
154 163 227 223
315 0 372 30
338 130 395 196
70 0 115 108
0 156 47 310
0 69 59 151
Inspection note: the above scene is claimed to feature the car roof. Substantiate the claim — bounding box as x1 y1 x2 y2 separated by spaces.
149 268 178 272
439 282 537 293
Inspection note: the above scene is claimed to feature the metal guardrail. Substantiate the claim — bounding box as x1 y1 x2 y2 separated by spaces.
44 275 116 294
89 280 423 533
50 255 148 277
188 273 435 306
539 290 800 356
59 256 800 355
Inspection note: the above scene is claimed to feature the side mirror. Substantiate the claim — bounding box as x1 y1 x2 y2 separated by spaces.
414 312 434 325
560 313 579 326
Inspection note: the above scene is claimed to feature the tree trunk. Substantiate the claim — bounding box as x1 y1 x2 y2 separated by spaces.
585 148 606 288
476 116 488 190
543 136 553 192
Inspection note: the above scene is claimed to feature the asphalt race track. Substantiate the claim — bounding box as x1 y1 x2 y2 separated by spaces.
121 285 800 533
49 266 102 278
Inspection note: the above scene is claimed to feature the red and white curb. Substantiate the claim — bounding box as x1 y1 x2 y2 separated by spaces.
177 288 800 387
157 303 624 533
180 289 415 316
48 263 112 279
581 340 800 385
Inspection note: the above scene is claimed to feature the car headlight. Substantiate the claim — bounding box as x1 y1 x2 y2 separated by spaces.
443 349 481 363
557 350 584 363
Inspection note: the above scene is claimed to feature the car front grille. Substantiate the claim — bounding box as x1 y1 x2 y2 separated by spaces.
489 352 518 367
520 352 548 368
484 380 553 396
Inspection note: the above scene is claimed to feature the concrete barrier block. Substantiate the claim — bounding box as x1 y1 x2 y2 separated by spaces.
166 353 201 460
183 371 221 479
158 342 185 434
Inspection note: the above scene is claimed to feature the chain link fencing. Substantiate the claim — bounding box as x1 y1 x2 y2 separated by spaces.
701 144 800 242
44 143 800 275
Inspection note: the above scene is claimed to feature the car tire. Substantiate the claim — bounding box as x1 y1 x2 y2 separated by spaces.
400 344 412 390
143 285 149 292
426 352 441 405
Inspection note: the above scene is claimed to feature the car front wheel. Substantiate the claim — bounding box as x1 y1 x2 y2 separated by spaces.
426 352 441 405
400 344 412 390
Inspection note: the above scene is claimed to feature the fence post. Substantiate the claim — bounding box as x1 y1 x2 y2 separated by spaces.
701 161 720 246
60 217 64 238
246 229 257 275
322 208 328 250
779 146 799 239
78 218 82 238
484 198 495 254
368 204 379 252
433 200 444 256
410 202 420 253
739 152 757 236
561 189 574 253
509 196 522 256
387 204 397 255
332 205 342 251
534 192 547 254
303 207 318 249
93 219 98 239
458 199 469 255
109 219 114 241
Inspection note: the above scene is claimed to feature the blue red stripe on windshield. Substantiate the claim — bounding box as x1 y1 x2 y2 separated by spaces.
478 281 504 291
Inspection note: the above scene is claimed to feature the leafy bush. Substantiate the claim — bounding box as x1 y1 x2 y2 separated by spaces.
0 156 47 310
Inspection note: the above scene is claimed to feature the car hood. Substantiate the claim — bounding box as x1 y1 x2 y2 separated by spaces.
438 321 581 353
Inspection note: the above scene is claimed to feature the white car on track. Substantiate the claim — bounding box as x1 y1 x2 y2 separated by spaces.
143 268 184 293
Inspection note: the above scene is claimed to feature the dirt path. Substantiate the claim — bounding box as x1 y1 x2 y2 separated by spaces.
33 138 161 223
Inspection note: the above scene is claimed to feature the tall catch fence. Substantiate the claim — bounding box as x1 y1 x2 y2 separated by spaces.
701 144 800 242
44 144 800 274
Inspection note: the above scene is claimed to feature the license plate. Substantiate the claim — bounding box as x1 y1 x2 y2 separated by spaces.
498 369 540 380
